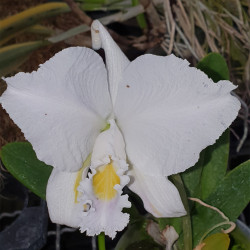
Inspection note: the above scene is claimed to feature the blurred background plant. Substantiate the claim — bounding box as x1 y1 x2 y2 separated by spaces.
0 0 249 84
0 0 249 249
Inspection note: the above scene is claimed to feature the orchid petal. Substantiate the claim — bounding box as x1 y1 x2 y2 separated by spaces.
46 167 89 228
77 120 131 238
128 168 186 217
115 54 240 176
0 47 112 172
91 20 130 105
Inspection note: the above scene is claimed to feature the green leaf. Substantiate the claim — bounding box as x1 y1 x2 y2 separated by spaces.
0 3 69 39
27 24 54 36
200 130 229 200
115 219 162 250
196 53 229 82
206 160 250 222
125 240 162 250
230 221 250 250
157 217 187 250
0 41 49 77
181 151 204 198
157 217 182 234
192 160 250 245
132 0 147 29
201 233 230 250
181 130 229 200
0 142 52 200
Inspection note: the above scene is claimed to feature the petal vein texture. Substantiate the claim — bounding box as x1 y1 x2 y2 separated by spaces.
115 54 240 176
0 47 112 172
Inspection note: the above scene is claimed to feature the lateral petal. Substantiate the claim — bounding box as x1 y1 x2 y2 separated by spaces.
46 167 88 228
1 47 112 171
115 54 240 176
91 20 130 105
128 168 186 218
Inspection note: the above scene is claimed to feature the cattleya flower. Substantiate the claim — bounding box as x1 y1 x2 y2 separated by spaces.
0 20 240 238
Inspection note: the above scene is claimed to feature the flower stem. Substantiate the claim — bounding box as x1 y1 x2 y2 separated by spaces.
171 174 192 250
97 232 105 250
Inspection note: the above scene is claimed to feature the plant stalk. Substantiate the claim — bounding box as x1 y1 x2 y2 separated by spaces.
172 174 192 250
98 232 106 250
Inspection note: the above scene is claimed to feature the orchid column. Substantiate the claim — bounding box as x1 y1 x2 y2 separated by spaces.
0 20 240 238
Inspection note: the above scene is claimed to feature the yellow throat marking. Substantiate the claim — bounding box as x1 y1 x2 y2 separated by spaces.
93 162 120 201
74 154 91 203
74 167 84 203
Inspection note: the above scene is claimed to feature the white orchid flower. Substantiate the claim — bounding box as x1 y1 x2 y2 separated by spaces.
0 20 240 238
